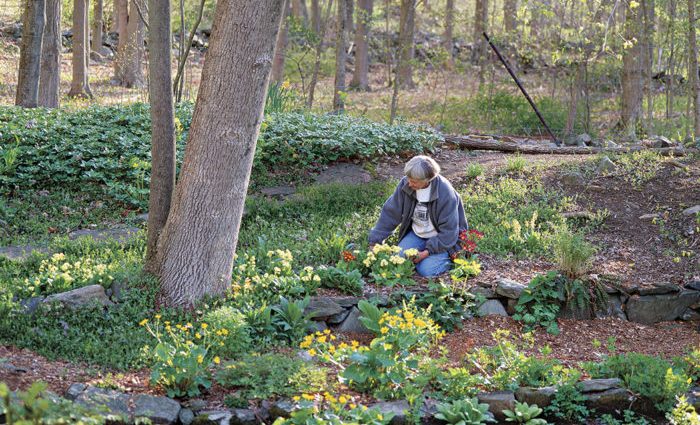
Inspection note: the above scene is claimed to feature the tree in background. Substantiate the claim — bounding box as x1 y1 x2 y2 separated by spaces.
113 0 128 80
689 0 700 139
272 0 292 84
119 0 146 88
396 0 416 89
39 0 61 108
15 0 46 107
91 0 104 54
620 0 644 140
68 0 93 98
443 0 454 67
145 0 176 274
333 0 348 111
155 0 286 308
351 0 373 90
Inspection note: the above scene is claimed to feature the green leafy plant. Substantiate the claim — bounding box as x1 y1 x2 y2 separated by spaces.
273 396 394 425
544 381 590 423
314 232 350 265
216 353 328 400
20 252 116 298
271 296 317 344
265 81 296 115
552 229 596 279
399 279 480 331
505 154 527 173
450 257 482 282
435 367 484 400
667 396 700 425
466 163 485 178
201 305 252 358
512 271 565 334
316 265 365 295
503 401 548 424
599 410 651 425
434 398 496 425
362 244 416 286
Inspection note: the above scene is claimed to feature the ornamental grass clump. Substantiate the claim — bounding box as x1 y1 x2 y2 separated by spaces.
141 316 226 397
362 244 416 286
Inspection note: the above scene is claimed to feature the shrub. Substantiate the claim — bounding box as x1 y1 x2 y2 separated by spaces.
395 280 481 332
216 353 329 400
201 306 252 358
552 229 596 279
512 271 566 335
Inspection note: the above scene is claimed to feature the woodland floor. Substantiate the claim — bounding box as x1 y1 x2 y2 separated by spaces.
1 149 699 412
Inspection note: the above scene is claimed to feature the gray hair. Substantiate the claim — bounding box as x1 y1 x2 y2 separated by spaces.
404 155 441 181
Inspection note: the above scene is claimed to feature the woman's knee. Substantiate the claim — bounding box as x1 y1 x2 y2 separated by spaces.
416 255 451 277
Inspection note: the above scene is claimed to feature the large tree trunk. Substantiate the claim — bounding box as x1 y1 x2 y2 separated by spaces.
272 0 291 84
145 0 176 274
155 0 286 308
16 0 46 108
119 0 145 88
311 0 321 33
443 0 454 65
39 0 61 108
690 0 700 137
113 0 128 79
91 0 104 53
641 0 655 128
68 0 93 98
504 0 518 33
350 0 372 90
620 0 644 139
333 0 348 111
396 0 416 89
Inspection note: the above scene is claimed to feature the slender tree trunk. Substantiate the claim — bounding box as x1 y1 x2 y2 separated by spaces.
665 0 677 119
311 0 321 33
119 0 145 88
272 0 291 84
92 0 103 53
350 0 372 90
397 0 416 89
347 0 355 32
504 0 517 34
690 0 700 137
16 0 46 107
565 61 585 137
292 0 308 23
173 0 206 102
113 0 128 80
307 0 334 107
473 0 488 63
69 0 93 98
156 0 286 308
145 0 176 274
620 0 644 139
641 0 655 128
333 0 348 111
443 0 454 66
39 0 61 108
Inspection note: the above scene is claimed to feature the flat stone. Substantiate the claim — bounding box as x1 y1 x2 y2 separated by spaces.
194 410 233 425
585 388 634 414
268 399 296 420
305 297 344 320
334 307 370 333
681 308 700 321
468 285 497 299
44 285 113 309
653 135 674 148
0 245 50 261
595 156 617 174
185 399 209 412
135 213 149 223
311 321 328 332
0 363 27 374
180 408 195 425
133 393 181 424
638 283 680 296
19 296 45 315
685 280 700 291
626 290 700 324
331 296 361 308
315 163 372 185
560 172 585 186
638 213 660 220
68 227 140 243
687 387 700 411
259 186 296 199
477 300 508 317
477 391 515 420
73 386 130 419
515 386 557 408
579 378 622 393
65 383 87 401
370 400 410 425
495 278 526 299
683 205 700 216
230 409 257 425
327 308 351 324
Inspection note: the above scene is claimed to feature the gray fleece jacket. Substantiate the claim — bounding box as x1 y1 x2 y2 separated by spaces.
368 175 469 255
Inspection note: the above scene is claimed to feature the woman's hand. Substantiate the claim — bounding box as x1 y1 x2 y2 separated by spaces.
413 250 429 264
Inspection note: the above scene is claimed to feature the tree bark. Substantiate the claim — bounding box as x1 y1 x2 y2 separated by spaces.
113 0 128 80
16 0 46 108
307 0 334 107
292 0 309 23
473 0 488 63
503 0 517 34
444 134 692 156
311 0 321 33
91 0 104 53
272 0 291 84
620 0 644 139
145 0 176 274
68 0 93 98
39 0 61 108
396 0 416 89
333 0 348 111
690 0 700 137
156 0 286 308
346 0 355 32
443 0 454 65
350 0 372 90
118 0 145 88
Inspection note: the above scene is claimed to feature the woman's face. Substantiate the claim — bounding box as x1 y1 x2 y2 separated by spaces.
407 177 430 191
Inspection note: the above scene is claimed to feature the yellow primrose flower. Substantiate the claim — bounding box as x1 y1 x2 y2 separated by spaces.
349 403 357 409
351 340 359 348
302 393 315 401
383 343 393 350
154 314 162 319
338 395 348 404
308 348 317 356
317 336 327 344
139 319 148 326
197 355 204 364
213 356 220 364
221 329 229 336
201 323 208 329
195 333 202 339
293 396 301 401
380 327 389 334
